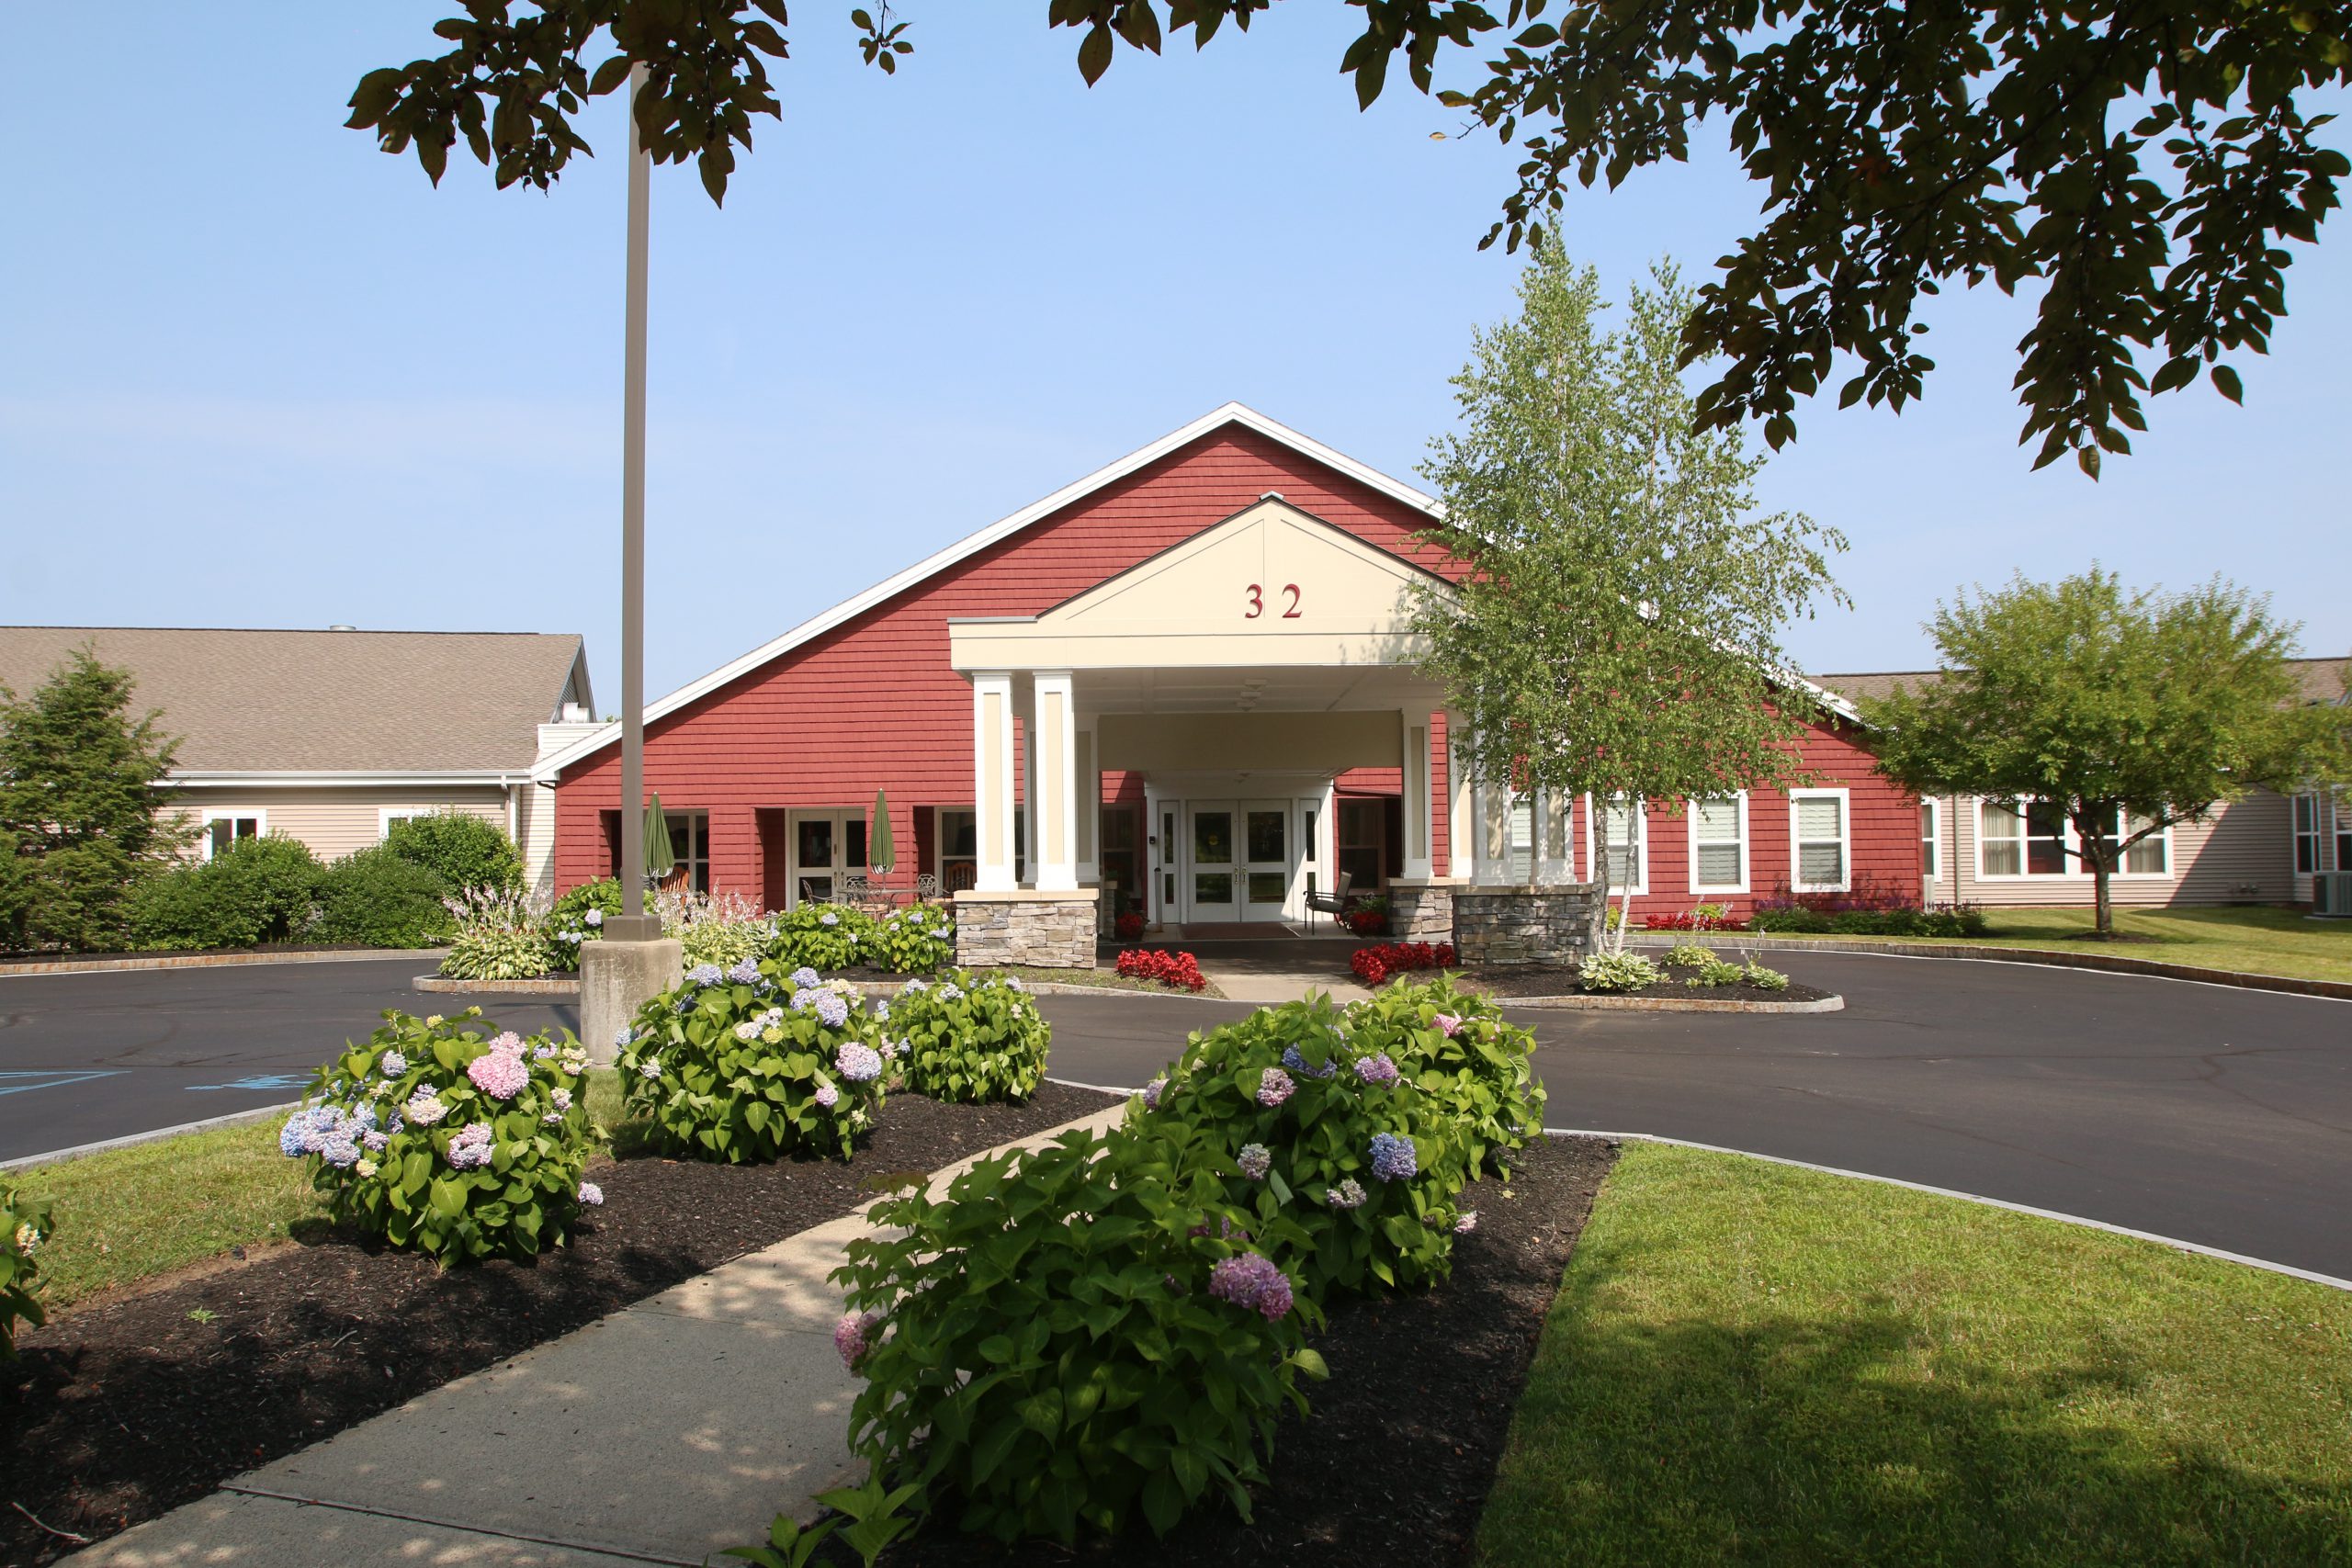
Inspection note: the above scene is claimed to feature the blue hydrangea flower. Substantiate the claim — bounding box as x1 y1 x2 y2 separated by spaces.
901 978 930 994
938 982 964 1002
379 1051 408 1077
727 958 763 985
615 1026 634 1048
790 966 823 989
820 911 840 927
687 964 724 987
1369 1132 1418 1183
837 1043 883 1082
1281 1044 1339 1080
322 1134 362 1168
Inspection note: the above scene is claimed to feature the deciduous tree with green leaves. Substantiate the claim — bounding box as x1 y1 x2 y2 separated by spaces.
355 2 2349 472
0 649 191 953
1863 570 2351 936
1410 243 1849 949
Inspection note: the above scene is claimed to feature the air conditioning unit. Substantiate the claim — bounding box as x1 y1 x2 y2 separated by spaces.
2314 872 2352 919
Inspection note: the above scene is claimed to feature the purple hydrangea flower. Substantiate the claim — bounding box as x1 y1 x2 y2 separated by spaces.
1235 1143 1272 1180
820 911 840 926
814 1082 841 1109
446 1122 495 1169
1255 1068 1295 1108
727 959 763 986
361 1129 390 1152
1143 1077 1168 1111
1369 1132 1418 1183
278 1106 333 1157
687 964 724 987
836 1043 883 1083
403 1088 450 1126
1353 1053 1400 1087
1207 1253 1294 1321
579 1182 605 1207
583 908 603 928
1327 1179 1368 1210
1281 1045 1339 1080
793 987 851 1028
789 966 823 990
833 1307 882 1370
379 1051 408 1077
322 1134 362 1168
467 1047 531 1100
615 1025 634 1049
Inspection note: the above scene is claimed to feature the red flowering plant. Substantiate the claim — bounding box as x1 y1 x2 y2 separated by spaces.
1115 948 1207 992
1642 903 1748 932
1114 909 1147 942
1349 942 1457 987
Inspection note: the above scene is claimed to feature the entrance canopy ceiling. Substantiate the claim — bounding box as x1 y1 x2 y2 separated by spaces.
948 499 1453 676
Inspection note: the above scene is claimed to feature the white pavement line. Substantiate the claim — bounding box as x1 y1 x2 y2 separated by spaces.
2 1100 299 1171
1550 1126 2352 1292
1698 942 2352 1003
215 1486 700 1568
1046 1076 1145 1097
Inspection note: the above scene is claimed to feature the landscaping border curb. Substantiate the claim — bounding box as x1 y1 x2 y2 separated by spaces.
412 973 1236 1001
1493 989 1844 1013
1 948 442 980
1625 934 2352 1000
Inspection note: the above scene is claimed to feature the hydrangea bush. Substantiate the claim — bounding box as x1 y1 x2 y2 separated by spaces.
542 877 621 971
2 1181 54 1358
1341 976 1545 1178
831 1122 1326 1544
280 1009 600 1266
1133 992 1473 1302
617 959 885 1162
887 971 1049 1101
870 901 955 974
768 904 876 972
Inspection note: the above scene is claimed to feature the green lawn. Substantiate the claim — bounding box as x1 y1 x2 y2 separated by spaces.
1753 905 2352 985
1477 1145 2352 1566
11 1073 628 1312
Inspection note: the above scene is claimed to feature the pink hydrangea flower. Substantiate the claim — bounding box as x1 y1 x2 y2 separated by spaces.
1432 1012 1463 1037
467 1047 531 1100
833 1307 883 1371
1256 1068 1295 1108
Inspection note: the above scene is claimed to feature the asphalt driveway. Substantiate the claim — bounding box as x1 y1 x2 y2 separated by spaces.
5 950 2346 1281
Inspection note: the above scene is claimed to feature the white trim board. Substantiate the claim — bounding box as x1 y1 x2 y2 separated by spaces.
533 403 1445 782
1544 1127 2352 1293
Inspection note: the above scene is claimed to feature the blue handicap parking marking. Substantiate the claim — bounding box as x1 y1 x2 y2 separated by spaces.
187 1074 311 1093
0 1069 127 1097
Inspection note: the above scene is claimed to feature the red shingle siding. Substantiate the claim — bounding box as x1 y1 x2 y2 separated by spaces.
554 427 1461 897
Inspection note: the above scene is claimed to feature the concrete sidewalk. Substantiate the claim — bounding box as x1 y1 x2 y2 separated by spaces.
71 1105 1125 1568
1185 939 1366 1007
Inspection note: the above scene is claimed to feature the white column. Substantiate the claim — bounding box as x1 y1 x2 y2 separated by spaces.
1034 671 1078 892
1074 720 1099 886
1401 709 1435 880
1537 786 1572 886
1014 677 1036 887
1445 712 1474 883
972 671 1017 893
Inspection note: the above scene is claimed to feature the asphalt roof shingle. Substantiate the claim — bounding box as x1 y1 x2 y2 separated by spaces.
0 627 588 774
1814 656 2349 710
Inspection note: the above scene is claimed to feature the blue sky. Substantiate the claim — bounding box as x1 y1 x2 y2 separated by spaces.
5 5 2346 705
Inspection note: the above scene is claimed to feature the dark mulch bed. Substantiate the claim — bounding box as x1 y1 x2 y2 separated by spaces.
0 1083 1118 1568
1456 962 1836 1004
827 1133 1619 1568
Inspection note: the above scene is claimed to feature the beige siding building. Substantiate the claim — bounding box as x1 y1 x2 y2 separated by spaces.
0 627 593 896
1819 659 2349 910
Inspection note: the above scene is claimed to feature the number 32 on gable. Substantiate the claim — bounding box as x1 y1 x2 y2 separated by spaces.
1244 583 1302 620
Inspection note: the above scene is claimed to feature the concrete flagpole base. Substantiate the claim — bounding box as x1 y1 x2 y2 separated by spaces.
581 917 681 1066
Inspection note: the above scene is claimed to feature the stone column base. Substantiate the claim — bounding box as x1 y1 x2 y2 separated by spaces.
1453 885 1604 966
954 888 1101 969
581 937 684 1066
1385 880 1459 944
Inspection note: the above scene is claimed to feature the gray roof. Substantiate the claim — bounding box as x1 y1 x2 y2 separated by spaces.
0 627 591 774
1815 657 2350 709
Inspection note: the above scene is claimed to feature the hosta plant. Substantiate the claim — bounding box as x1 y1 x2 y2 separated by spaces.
1341 976 1544 1179
886 972 1049 1102
870 901 955 974
831 1120 1326 1544
618 959 885 1162
280 1009 600 1266
768 903 876 972
1741 958 1792 991
1576 950 1660 993
1659 942 1719 970
2 1181 54 1358
1134 993 1474 1303
438 886 558 980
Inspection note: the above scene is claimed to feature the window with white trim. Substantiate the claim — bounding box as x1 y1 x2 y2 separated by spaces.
1919 799 1939 879
1593 795 1645 892
379 807 435 840
2294 793 2324 874
2086 806 2170 875
1790 791 1849 891
203 812 264 860
2339 792 2352 874
1978 798 2068 876
1690 795 1747 892
1505 794 1535 882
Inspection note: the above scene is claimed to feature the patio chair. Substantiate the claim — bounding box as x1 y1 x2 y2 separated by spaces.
1304 870 1354 931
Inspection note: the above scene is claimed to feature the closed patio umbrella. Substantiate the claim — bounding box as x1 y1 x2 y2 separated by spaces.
870 789 896 874
642 793 675 884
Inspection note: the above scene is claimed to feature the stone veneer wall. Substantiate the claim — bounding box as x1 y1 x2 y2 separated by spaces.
1385 883 1457 943
1452 886 1604 966
954 892 1100 969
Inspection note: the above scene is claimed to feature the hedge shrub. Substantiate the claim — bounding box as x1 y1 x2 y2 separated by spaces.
618 959 885 1162
384 811 523 892
871 901 955 974
313 845 452 947
833 1121 1324 1543
769 903 875 972
280 1009 599 1266
886 971 1049 1101
126 833 322 950
1749 902 1989 937
2 1181 54 1358
1133 992 1474 1303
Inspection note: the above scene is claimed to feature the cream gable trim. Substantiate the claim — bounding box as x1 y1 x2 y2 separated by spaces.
948 500 1450 672
535 403 1443 781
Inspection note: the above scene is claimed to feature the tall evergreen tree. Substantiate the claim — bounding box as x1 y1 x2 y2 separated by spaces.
0 649 189 952
1411 246 1849 947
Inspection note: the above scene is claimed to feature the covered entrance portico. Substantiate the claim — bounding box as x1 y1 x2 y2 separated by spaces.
944 497 1463 964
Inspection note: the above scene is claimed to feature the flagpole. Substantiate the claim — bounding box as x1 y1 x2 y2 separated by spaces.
616 62 651 935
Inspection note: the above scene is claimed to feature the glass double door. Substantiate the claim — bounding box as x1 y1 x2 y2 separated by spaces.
1187 800 1292 922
